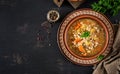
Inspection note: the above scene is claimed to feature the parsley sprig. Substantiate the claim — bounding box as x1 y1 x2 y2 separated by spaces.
91 0 120 16
97 55 104 60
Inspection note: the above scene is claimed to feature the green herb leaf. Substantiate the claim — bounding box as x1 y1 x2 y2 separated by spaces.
91 0 120 16
97 55 104 60
80 31 90 38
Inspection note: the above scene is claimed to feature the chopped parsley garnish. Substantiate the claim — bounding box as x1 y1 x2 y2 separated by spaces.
80 31 90 38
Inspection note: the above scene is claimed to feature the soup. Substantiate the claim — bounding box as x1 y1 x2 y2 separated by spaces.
67 18 106 57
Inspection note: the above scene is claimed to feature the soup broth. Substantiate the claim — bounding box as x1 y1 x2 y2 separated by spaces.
67 18 106 57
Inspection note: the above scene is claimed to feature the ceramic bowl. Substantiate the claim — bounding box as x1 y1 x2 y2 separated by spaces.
57 9 114 65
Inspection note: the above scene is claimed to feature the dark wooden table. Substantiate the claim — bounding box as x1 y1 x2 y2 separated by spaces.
0 0 120 74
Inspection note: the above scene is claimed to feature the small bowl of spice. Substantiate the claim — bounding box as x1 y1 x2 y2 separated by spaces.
47 10 60 22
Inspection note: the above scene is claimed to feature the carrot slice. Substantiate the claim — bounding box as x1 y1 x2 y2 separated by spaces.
74 38 81 44
74 22 81 30
78 45 86 53
83 53 87 56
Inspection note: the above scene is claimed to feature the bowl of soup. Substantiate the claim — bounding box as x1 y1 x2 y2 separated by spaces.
57 9 114 65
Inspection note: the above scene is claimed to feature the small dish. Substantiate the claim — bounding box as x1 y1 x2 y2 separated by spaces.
47 10 60 22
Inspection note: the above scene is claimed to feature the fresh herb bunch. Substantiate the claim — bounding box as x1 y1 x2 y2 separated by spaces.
91 0 120 16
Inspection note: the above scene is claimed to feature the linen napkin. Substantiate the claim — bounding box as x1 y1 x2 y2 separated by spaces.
93 24 120 74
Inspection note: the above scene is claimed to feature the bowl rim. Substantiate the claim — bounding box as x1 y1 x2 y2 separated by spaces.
64 15 109 60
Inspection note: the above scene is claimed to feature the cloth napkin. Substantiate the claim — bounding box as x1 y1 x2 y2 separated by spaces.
93 24 120 74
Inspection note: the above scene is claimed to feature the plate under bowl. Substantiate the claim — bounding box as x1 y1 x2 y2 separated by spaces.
57 9 114 65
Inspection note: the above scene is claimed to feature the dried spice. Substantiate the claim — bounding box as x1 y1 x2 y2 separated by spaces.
47 10 60 22
49 12 58 21
36 29 46 47
41 21 52 46
36 21 52 47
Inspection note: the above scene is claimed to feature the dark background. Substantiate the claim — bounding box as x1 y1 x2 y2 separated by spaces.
0 0 120 74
